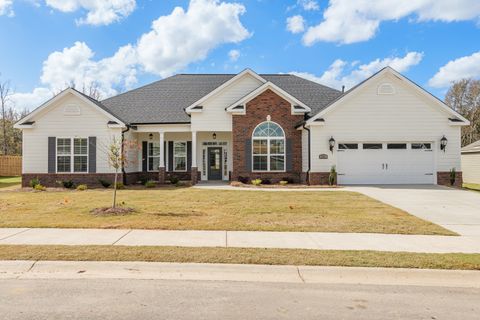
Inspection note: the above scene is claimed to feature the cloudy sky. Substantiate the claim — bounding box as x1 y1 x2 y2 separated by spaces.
1 0 480 110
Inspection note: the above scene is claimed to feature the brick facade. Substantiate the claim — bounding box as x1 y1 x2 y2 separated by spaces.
437 171 463 187
232 89 304 183
22 173 120 188
307 172 331 185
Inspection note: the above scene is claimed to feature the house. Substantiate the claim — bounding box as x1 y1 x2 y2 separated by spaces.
462 140 480 184
14 67 469 187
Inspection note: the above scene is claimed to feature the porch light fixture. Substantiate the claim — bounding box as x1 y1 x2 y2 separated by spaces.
440 135 448 152
329 136 336 152
149 133 153 140
212 132 217 140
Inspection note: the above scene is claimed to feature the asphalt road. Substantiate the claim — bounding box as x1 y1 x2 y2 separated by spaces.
0 279 479 319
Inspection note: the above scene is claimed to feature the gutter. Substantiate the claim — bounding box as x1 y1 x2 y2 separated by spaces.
121 125 130 185
302 124 311 184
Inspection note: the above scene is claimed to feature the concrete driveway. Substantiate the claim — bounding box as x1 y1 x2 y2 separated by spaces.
347 185 480 236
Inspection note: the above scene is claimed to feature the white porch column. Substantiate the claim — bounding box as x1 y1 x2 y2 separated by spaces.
191 131 197 168
159 131 165 168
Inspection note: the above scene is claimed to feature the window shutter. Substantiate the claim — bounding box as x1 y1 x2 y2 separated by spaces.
142 141 148 172
88 137 96 173
48 137 56 173
245 139 252 171
168 141 174 172
286 138 293 172
187 141 192 169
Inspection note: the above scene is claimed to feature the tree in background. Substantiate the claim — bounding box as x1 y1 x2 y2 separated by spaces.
0 76 13 155
445 79 480 146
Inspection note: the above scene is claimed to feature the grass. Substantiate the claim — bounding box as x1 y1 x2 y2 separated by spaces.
0 176 21 189
0 245 478 270
0 188 454 235
463 183 480 192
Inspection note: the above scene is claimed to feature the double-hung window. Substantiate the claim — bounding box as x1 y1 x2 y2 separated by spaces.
173 142 187 171
148 142 160 171
56 138 88 173
252 121 285 172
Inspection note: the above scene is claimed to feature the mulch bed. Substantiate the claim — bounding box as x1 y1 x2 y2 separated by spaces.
90 207 135 216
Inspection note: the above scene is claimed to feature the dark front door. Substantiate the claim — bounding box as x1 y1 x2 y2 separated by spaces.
208 147 222 180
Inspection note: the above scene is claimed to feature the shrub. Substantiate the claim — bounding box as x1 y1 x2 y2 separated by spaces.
98 179 111 188
139 176 149 185
262 178 271 185
251 179 262 186
449 168 456 186
145 180 156 188
29 177 40 188
115 182 125 190
34 184 46 191
76 184 88 191
329 166 337 186
169 175 180 185
279 180 288 186
62 180 75 189
282 177 294 184
237 176 249 184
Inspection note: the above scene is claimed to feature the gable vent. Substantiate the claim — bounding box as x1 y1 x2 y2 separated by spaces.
377 83 395 95
63 104 81 116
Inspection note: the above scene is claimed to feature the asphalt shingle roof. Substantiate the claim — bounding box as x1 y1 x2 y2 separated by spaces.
100 73 341 124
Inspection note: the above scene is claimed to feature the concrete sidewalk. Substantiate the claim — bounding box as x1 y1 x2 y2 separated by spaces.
1 228 479 253
1 260 480 287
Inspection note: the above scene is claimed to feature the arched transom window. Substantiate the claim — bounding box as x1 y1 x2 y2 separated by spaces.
252 121 285 171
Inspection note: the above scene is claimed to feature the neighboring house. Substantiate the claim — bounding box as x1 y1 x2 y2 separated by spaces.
462 140 480 184
14 67 469 187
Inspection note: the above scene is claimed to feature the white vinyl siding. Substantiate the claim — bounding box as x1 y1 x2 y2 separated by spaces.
462 153 480 184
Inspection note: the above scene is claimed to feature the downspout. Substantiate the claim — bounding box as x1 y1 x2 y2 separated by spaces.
303 123 311 185
121 125 130 185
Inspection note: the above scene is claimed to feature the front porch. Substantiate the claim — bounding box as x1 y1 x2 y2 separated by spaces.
124 126 232 185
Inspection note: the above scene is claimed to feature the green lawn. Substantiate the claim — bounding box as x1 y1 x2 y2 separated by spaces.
463 183 480 192
0 187 454 235
0 176 21 189
0 245 478 270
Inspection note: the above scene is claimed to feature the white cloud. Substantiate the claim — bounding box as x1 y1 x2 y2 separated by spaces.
303 0 480 45
10 88 53 111
136 0 250 77
290 52 424 90
298 0 319 11
228 49 240 62
286 15 305 34
45 0 136 26
0 0 14 17
428 52 480 88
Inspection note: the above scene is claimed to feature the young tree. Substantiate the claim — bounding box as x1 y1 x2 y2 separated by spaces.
0 76 13 155
445 79 480 146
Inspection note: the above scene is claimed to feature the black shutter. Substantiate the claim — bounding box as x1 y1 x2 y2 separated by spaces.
168 141 174 171
245 139 252 171
48 137 56 173
88 137 96 173
187 141 192 169
142 141 148 172
286 138 292 171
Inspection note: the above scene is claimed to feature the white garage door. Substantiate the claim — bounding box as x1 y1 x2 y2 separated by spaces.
337 142 434 185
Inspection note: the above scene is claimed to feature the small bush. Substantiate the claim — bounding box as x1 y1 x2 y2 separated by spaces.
98 179 111 188
282 177 294 184
449 168 456 186
34 184 46 191
62 180 75 189
145 180 156 188
115 182 125 189
279 180 288 186
329 166 337 186
262 178 272 185
76 184 88 191
251 179 262 186
169 175 180 185
29 177 40 188
139 176 149 185
237 176 249 184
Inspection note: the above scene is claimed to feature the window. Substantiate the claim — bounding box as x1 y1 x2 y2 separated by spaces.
252 121 285 171
173 142 187 171
363 143 383 150
148 142 160 171
57 138 88 173
411 143 432 150
387 143 407 149
338 143 358 150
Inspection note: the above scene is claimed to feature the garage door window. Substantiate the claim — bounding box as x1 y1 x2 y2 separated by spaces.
338 143 358 150
387 143 407 149
363 143 383 150
411 143 432 150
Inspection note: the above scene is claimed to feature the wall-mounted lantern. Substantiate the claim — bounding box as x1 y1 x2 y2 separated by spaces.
329 136 336 152
440 135 448 152
149 133 153 140
212 132 217 140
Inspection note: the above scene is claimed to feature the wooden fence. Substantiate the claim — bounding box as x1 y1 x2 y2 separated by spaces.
0 156 22 176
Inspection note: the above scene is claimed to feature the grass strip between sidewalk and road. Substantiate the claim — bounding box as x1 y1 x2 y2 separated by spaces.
0 245 479 270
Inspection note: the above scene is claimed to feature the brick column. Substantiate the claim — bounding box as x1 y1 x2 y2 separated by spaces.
158 167 166 184
191 167 198 185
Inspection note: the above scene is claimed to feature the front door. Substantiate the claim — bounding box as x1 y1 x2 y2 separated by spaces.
208 147 223 180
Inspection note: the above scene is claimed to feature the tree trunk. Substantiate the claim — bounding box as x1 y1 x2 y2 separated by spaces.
1 102 6 155
113 169 118 209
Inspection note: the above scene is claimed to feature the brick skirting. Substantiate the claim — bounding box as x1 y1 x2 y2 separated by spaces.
437 171 463 187
307 172 331 185
22 173 120 188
